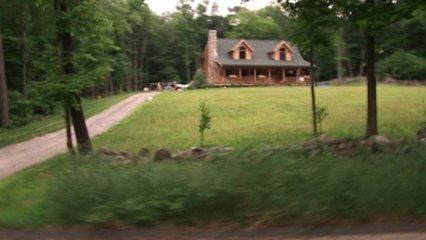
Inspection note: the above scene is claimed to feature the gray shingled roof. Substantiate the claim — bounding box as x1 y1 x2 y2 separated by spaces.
217 39 310 68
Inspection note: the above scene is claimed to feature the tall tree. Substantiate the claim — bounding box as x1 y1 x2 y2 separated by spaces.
54 0 92 154
280 0 338 136
0 33 9 128
331 0 417 136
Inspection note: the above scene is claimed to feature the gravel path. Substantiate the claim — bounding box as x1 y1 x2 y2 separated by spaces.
1 224 426 240
0 92 158 179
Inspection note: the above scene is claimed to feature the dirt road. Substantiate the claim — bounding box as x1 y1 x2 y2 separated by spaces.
1 224 426 240
0 92 158 179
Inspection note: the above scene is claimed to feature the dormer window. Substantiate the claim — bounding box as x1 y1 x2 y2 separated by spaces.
279 48 287 61
239 47 246 60
273 41 294 61
231 40 253 60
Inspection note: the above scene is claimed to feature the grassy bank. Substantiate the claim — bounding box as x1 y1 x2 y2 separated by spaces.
0 93 135 148
94 86 425 152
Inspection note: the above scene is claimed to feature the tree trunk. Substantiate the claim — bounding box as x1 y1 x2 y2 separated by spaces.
194 42 201 71
359 49 365 77
56 0 92 154
184 43 191 82
109 73 113 95
21 4 30 98
69 95 92 154
366 32 378 136
139 39 148 89
65 107 75 155
133 44 138 91
336 29 345 84
104 73 109 96
365 0 378 136
126 70 132 91
0 33 9 128
310 48 317 136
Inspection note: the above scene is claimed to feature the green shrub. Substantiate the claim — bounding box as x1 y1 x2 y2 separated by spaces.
46 145 426 226
315 104 328 133
7 91 58 128
377 51 426 80
193 69 206 89
8 91 33 128
199 102 212 147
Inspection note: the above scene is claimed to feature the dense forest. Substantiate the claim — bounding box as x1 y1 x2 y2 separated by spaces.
0 0 425 130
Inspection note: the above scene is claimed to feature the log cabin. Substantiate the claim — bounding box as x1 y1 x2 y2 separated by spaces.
203 30 311 86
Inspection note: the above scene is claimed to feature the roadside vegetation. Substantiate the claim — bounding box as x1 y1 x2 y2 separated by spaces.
1 143 425 227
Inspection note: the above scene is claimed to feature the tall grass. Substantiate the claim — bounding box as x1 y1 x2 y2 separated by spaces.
46 144 426 226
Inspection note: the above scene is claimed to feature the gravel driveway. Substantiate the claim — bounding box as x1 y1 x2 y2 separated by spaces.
1 224 426 240
0 92 158 179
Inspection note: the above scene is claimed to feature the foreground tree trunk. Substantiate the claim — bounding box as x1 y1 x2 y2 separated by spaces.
0 33 9 128
336 29 345 84
65 107 75 155
310 48 318 136
56 0 92 154
365 0 378 136
366 32 378 136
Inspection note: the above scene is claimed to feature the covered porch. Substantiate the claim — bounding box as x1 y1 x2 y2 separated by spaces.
219 67 310 86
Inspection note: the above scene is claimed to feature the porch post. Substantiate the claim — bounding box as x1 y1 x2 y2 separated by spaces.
282 69 285 84
239 68 242 79
296 68 300 83
268 68 271 84
254 69 257 84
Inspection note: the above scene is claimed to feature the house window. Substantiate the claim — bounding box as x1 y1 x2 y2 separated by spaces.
225 69 233 76
279 47 287 61
286 69 297 77
239 46 246 60
241 69 251 77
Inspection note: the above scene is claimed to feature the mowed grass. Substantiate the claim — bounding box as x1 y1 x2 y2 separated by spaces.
0 93 135 148
95 86 426 152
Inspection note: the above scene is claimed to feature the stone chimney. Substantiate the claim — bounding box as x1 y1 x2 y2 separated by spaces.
205 30 218 83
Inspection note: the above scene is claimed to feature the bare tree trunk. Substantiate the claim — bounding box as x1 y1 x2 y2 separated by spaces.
347 58 354 78
366 32 378 136
133 44 138 91
359 49 365 77
139 39 148 89
20 4 30 98
65 107 75 155
336 29 345 84
365 0 378 137
109 73 113 95
310 48 317 136
194 43 201 71
0 33 9 128
104 73 109 96
184 43 191 82
126 70 132 91
56 0 92 154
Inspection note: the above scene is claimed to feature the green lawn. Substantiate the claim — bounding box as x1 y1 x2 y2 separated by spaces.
94 86 425 152
1 85 425 228
0 93 135 148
